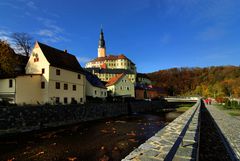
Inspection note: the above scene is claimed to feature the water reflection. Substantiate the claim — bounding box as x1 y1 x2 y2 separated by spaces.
0 112 182 161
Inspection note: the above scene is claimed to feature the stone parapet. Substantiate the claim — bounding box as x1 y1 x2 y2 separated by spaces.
122 100 200 161
206 105 240 160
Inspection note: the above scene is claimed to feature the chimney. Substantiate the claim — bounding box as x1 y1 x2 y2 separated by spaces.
64 49 67 53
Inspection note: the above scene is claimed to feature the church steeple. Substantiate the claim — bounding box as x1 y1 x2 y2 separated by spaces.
98 27 106 57
98 28 106 48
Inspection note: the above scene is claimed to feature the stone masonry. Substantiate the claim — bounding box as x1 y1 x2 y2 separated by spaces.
206 105 240 160
0 100 166 136
122 100 200 161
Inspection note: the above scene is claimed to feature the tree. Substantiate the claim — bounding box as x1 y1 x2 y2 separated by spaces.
11 32 33 57
0 40 17 76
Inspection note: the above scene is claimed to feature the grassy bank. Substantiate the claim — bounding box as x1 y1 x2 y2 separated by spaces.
176 106 192 112
175 103 195 112
215 104 240 116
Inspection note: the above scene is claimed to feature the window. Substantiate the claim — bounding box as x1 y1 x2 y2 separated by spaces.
120 86 123 90
95 90 97 95
56 97 60 104
72 85 76 91
64 97 68 104
56 82 60 89
71 97 75 103
105 92 107 96
80 98 83 102
126 87 130 90
101 91 103 96
9 79 13 88
56 69 60 75
34 57 39 62
41 82 45 89
42 68 45 74
64 83 68 90
78 74 81 79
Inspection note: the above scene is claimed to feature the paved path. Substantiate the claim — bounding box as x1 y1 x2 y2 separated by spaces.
122 101 200 161
206 104 240 160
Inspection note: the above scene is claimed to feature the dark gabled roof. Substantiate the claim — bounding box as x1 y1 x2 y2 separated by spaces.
85 68 135 74
37 42 84 74
84 70 106 89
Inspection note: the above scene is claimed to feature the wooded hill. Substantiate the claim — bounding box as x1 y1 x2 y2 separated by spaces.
147 66 240 98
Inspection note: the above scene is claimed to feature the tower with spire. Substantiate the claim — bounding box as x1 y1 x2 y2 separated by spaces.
98 28 106 57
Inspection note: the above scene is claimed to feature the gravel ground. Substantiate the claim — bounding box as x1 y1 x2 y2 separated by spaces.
206 104 240 160
199 101 231 161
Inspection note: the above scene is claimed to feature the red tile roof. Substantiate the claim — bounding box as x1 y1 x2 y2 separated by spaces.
90 54 135 65
106 73 125 87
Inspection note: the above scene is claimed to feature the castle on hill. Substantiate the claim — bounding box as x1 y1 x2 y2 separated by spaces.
84 29 165 99
85 29 137 83
0 29 166 105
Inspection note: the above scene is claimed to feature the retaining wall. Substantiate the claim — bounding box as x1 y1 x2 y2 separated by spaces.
123 100 200 161
0 101 165 135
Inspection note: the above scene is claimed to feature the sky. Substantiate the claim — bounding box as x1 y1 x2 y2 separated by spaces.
0 0 240 73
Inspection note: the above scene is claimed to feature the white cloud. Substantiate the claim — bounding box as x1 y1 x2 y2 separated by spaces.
0 2 20 9
36 17 68 43
160 34 171 45
205 53 229 60
0 29 23 53
38 29 54 37
41 36 69 43
197 26 226 41
0 30 13 43
26 1 37 9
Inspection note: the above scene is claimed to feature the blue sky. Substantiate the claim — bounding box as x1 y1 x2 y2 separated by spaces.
1 0 240 73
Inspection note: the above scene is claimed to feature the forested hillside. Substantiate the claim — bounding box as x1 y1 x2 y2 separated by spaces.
147 66 240 98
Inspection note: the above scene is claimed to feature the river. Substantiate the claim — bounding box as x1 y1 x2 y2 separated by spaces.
0 111 183 161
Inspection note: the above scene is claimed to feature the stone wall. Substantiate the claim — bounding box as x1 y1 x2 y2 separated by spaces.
123 100 200 161
0 101 165 135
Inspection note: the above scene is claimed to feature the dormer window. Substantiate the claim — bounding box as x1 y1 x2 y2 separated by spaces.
56 69 60 75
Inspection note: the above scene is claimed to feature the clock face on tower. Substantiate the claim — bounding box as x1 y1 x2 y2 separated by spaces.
32 52 39 62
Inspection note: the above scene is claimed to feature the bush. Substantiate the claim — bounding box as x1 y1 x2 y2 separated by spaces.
224 99 240 109
231 101 239 109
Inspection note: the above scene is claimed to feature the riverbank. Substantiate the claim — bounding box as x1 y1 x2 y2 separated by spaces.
215 104 240 117
0 100 168 136
0 111 184 161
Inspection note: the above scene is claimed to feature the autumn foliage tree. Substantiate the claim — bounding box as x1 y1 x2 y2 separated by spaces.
0 40 17 76
148 66 240 98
